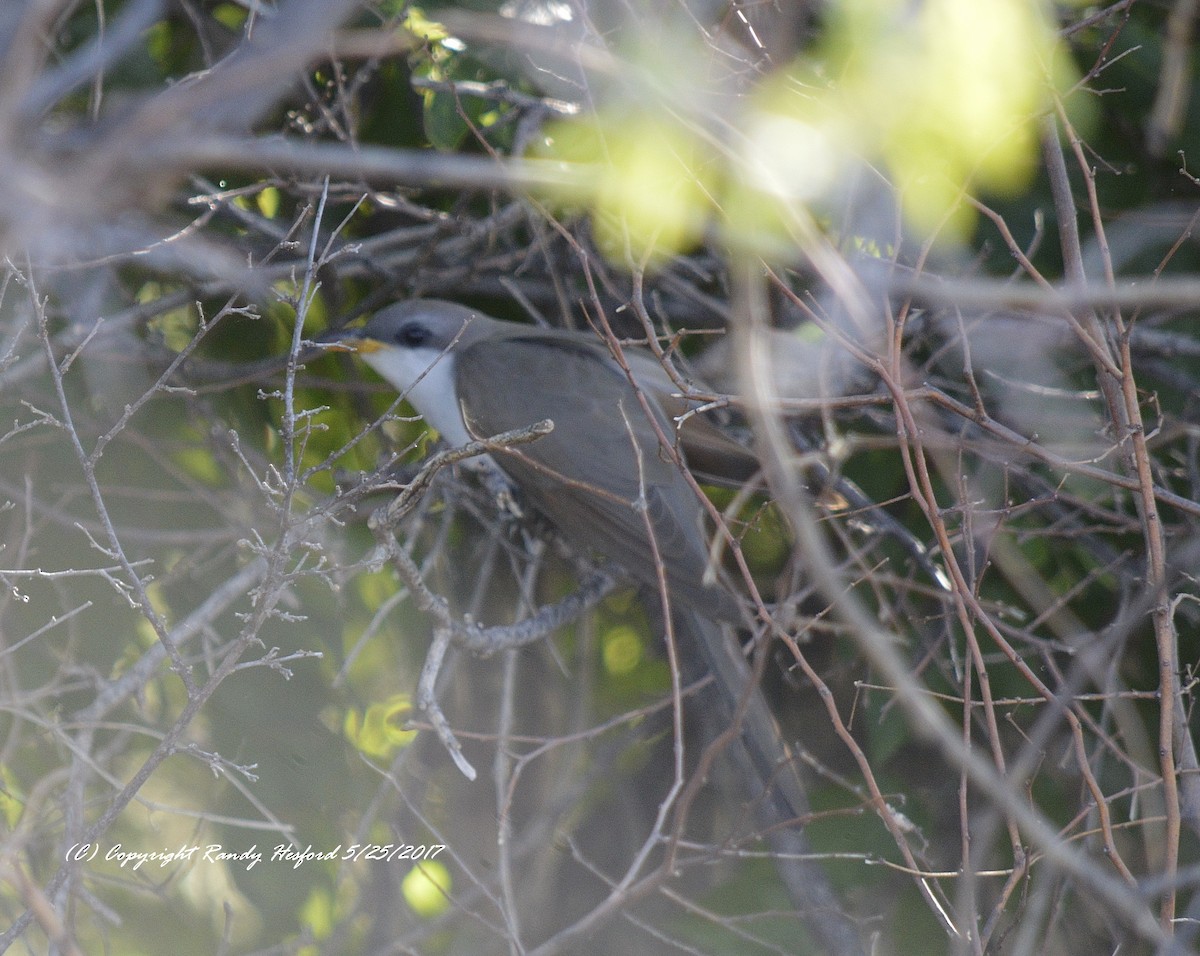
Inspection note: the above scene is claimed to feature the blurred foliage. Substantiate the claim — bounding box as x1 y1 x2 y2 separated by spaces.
0 0 1197 954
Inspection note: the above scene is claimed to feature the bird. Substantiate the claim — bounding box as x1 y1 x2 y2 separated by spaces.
320 299 863 955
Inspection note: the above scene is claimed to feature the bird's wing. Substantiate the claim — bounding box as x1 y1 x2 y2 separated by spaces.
617 347 761 486
455 333 737 621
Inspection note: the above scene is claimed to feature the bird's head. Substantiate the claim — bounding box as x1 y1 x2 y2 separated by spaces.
319 299 482 370
316 300 491 444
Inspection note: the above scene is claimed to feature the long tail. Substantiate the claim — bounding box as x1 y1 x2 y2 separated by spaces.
674 607 865 956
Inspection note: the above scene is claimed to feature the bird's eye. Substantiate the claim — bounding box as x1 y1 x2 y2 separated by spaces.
396 323 429 347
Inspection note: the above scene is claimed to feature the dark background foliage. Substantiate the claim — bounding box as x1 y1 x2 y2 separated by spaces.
0 1 1198 954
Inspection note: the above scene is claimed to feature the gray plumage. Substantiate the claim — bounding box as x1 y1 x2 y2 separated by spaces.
328 300 863 955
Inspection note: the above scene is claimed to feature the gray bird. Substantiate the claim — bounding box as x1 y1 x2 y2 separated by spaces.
322 299 862 955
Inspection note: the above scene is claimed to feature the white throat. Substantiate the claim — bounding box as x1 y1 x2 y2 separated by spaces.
361 347 474 446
